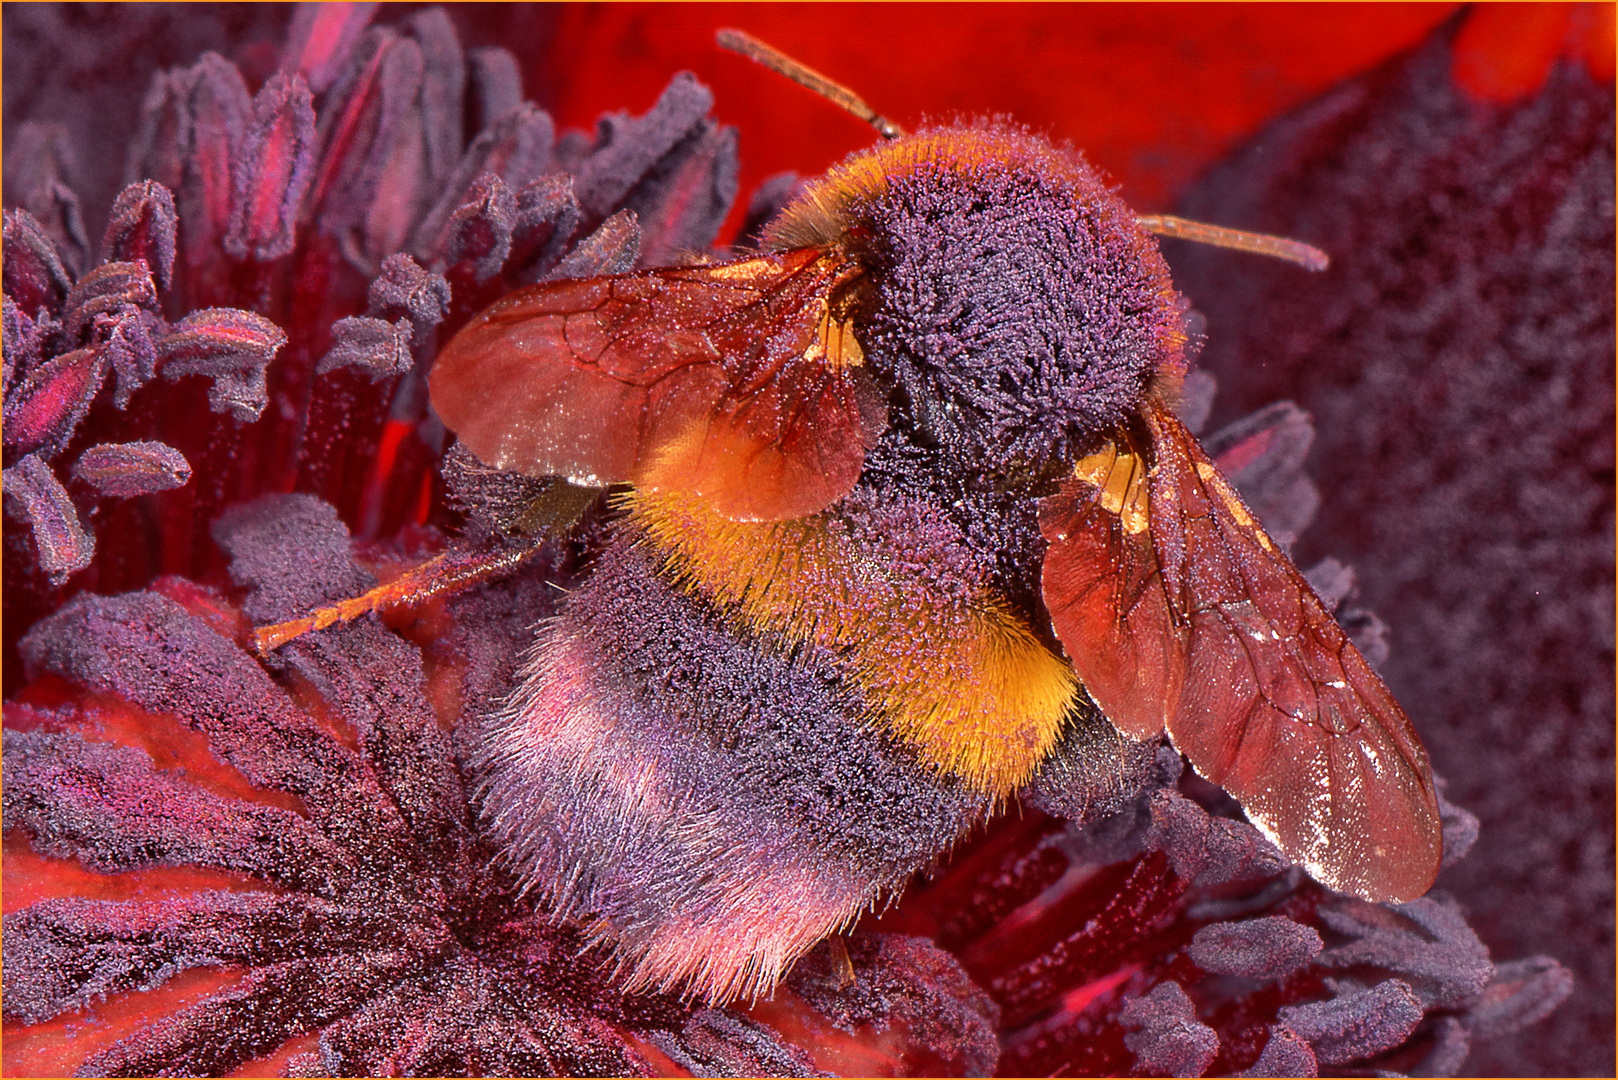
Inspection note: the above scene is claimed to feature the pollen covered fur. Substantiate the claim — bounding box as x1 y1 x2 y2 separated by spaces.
767 123 1189 474
625 484 1077 798
476 539 986 1003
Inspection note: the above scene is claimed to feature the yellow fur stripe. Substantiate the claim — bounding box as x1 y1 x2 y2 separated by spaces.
625 488 1075 797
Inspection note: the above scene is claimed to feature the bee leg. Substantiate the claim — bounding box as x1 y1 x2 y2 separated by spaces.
253 534 545 654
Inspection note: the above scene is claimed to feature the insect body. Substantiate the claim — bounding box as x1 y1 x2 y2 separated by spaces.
428 115 1442 1003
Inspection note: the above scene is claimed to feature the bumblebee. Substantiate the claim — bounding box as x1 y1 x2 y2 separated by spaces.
273 32 1442 1005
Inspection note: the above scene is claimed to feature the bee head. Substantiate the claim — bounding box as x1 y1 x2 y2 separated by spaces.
769 124 1193 477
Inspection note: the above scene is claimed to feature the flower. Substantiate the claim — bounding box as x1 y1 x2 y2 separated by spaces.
0 5 995 1073
3 6 1601 1077
1 493 999 1076
1166 11 1615 1076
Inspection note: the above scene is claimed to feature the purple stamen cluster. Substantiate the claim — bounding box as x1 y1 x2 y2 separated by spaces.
4 493 997 1075
2 4 738 678
1169 23 1613 1076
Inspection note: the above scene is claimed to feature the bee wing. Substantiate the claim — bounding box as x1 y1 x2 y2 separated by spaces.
1038 434 1189 742
428 247 886 521
1041 398 1442 903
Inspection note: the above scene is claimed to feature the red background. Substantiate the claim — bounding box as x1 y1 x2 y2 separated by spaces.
529 4 1471 234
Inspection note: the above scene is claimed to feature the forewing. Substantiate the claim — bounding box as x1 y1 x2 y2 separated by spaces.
1039 436 1189 741
1141 398 1441 903
427 247 886 521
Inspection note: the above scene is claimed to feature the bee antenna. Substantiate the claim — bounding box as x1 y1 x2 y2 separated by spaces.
717 28 906 140
1137 214 1330 272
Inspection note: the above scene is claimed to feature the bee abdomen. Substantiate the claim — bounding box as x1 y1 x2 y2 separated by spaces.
624 486 1078 796
476 537 986 1002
